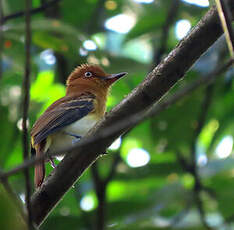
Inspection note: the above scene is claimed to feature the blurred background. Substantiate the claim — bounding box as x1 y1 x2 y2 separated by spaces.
0 0 234 229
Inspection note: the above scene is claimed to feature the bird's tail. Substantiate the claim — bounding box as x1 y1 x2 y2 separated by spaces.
32 142 45 188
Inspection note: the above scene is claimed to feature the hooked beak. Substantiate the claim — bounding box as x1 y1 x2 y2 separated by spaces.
102 72 127 83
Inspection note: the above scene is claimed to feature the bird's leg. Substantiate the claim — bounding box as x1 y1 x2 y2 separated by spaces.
64 132 82 145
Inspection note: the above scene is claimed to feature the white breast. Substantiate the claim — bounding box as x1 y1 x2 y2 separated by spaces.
48 114 99 153
65 114 99 136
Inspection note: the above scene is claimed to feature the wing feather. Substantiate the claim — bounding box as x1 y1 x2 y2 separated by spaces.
31 94 95 145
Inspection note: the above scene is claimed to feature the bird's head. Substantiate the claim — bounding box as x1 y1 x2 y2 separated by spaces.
66 64 127 95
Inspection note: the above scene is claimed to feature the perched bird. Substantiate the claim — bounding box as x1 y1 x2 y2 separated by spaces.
31 64 127 188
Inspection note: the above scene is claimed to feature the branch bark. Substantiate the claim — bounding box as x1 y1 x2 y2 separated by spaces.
29 2 233 226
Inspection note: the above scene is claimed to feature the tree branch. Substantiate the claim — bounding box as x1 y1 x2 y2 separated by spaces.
30 3 234 226
2 0 62 23
22 0 33 229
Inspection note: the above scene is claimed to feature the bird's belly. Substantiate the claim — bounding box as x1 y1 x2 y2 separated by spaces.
48 114 99 153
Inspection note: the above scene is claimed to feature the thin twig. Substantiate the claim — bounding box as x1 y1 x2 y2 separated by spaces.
194 190 214 230
22 0 33 229
0 0 4 81
86 0 105 34
215 0 234 58
2 0 62 23
0 169 27 223
103 153 121 186
189 82 215 230
91 151 121 230
191 84 214 164
170 200 192 227
152 0 180 67
0 59 232 180
91 162 106 230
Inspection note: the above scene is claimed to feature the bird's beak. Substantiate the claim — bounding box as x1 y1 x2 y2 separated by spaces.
102 72 127 83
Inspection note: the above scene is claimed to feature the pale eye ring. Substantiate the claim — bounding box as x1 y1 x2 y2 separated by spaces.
85 72 92 77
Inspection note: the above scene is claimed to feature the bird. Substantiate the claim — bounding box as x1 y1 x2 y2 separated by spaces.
31 64 127 188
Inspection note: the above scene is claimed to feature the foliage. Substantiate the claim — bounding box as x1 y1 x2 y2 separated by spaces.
0 0 233 229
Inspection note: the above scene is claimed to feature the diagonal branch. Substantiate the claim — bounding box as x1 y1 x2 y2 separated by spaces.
2 0 62 23
30 3 234 226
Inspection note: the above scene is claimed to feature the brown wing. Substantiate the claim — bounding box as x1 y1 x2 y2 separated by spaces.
31 93 95 146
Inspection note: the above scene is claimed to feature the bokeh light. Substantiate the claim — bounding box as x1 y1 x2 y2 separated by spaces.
109 137 122 150
40 49 56 65
80 194 95 211
182 0 209 7
126 148 150 167
215 135 233 159
197 153 208 166
133 0 154 3
83 40 97 51
79 47 88 56
175 19 191 40
105 0 117 10
105 14 136 34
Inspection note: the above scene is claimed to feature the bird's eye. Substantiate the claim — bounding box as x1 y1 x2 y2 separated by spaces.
85 72 92 77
